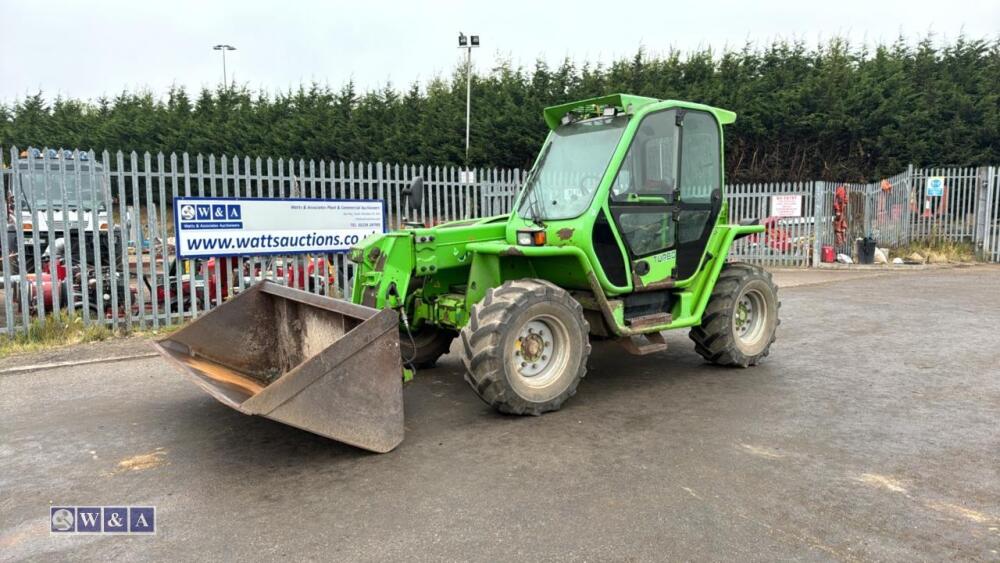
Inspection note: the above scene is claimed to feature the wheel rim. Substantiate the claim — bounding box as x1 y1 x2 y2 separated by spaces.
734 287 768 347
512 315 570 389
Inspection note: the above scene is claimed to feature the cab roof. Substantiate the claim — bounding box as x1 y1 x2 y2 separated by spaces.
542 93 736 130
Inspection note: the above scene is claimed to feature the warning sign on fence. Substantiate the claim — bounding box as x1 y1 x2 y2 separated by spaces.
770 194 802 217
926 177 945 197
173 197 385 259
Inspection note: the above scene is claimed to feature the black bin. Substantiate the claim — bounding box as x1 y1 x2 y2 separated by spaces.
856 237 877 264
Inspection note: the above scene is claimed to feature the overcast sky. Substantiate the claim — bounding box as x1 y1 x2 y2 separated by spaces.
2 0 997 103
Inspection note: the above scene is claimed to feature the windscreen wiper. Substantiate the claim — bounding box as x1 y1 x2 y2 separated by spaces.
521 143 552 227
17 187 33 215
526 182 545 227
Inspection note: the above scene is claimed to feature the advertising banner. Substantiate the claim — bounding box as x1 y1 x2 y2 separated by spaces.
173 198 385 259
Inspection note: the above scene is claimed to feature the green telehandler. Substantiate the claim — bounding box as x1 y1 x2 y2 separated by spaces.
155 93 779 453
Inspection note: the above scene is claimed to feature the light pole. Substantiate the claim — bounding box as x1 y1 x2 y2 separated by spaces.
458 32 479 163
213 44 236 88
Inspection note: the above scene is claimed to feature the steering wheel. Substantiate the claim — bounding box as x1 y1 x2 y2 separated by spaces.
636 220 663 234
579 175 602 190
554 175 602 205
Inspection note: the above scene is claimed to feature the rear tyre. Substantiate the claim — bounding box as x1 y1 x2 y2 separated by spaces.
400 325 456 369
689 263 779 367
460 279 590 415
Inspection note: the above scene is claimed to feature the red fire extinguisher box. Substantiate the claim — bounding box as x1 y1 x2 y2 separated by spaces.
821 245 835 263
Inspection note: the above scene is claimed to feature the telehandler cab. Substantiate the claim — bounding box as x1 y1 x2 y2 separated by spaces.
156 94 779 453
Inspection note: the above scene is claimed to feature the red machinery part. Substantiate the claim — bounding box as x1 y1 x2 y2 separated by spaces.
833 185 848 246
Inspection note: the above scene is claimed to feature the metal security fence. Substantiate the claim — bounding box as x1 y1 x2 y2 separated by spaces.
457 165 1000 265
478 171 523 216
3 146 999 338
813 166 999 263
727 182 815 268
1 146 523 336
907 167 982 242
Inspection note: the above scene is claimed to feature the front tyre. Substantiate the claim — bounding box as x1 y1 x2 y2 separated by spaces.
690 263 779 367
460 279 590 415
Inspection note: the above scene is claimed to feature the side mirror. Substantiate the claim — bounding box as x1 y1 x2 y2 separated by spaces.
403 176 424 212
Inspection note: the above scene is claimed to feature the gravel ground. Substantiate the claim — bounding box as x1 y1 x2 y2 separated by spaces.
1 266 998 562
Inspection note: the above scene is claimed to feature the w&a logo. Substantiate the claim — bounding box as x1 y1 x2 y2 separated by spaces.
50 506 155 534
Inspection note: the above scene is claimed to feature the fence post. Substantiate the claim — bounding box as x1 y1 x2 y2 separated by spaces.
993 166 1000 263
811 181 822 267
478 172 487 218
27 149 45 325
973 166 991 255
376 161 385 226
982 166 998 262
0 146 14 336
900 163 919 245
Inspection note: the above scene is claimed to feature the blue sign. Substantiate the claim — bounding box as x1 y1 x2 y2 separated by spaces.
926 177 945 197
51 506 155 534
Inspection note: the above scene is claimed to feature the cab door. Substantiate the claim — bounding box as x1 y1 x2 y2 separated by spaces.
673 110 723 280
605 108 722 286
606 109 679 289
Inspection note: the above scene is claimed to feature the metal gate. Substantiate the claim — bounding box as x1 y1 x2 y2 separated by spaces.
478 169 522 216
726 182 814 268
813 166 997 261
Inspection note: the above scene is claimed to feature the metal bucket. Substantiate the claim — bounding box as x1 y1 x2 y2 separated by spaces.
153 280 403 453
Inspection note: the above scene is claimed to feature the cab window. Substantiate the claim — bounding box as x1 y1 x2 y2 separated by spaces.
609 110 678 256
611 111 678 202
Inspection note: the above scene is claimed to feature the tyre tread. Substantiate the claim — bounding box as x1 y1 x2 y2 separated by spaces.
460 279 590 415
689 262 779 368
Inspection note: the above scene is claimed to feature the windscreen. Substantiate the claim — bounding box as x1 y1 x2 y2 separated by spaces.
17 167 107 210
518 115 628 221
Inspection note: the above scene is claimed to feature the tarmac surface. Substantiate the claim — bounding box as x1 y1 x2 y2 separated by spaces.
1 266 998 561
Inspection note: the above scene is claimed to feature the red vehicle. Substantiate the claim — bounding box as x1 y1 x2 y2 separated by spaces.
10 237 339 319
18 260 67 314
148 255 337 313
13 239 136 319
746 216 792 253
